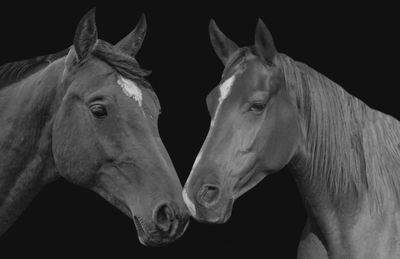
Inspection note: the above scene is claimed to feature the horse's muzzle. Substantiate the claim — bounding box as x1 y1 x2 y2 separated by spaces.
134 202 189 246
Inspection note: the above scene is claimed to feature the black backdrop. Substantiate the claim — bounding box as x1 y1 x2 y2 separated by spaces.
0 1 398 258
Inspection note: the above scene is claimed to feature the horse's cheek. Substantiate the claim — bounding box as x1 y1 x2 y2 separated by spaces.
262 100 299 171
52 108 98 186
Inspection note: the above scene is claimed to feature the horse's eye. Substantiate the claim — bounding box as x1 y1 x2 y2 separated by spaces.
90 104 107 118
249 102 267 113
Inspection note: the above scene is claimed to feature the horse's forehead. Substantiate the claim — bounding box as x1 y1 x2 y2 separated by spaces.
208 72 241 127
209 57 267 126
219 76 236 102
79 61 149 111
215 54 268 104
232 58 270 93
116 75 143 108
87 58 114 75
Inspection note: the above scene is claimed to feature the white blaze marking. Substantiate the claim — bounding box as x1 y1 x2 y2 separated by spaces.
182 188 196 217
117 76 144 111
211 75 236 127
183 149 203 215
185 150 203 192
183 75 237 217
192 150 203 173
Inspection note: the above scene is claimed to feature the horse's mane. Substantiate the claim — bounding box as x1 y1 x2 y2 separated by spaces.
277 53 400 211
92 40 153 90
0 39 153 91
0 49 70 89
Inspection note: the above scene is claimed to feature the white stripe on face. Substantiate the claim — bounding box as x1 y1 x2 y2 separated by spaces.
187 75 237 183
184 149 203 198
191 150 203 173
117 76 144 113
182 188 196 217
211 75 236 127
183 75 237 217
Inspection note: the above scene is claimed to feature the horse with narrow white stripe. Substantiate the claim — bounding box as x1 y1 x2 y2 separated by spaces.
183 75 237 217
183 18 400 259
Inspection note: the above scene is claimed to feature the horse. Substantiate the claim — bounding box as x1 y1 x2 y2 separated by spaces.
182 19 400 258
0 9 189 246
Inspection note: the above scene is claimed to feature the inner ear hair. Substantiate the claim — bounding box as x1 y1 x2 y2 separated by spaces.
254 18 277 64
64 47 80 71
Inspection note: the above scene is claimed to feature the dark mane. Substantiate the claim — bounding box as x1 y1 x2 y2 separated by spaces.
0 48 70 89
92 40 153 90
0 40 153 91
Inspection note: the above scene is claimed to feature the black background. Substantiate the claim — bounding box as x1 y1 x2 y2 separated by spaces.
0 1 398 258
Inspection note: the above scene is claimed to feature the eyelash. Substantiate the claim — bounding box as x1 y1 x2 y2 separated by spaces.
249 102 267 113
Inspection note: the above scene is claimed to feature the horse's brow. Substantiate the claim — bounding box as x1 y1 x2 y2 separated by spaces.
117 76 144 109
209 75 236 127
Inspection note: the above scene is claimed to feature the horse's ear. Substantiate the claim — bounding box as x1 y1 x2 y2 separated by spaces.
254 18 277 63
209 19 239 65
64 47 79 72
115 14 147 57
73 8 98 61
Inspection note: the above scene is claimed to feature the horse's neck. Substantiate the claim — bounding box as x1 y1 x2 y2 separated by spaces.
279 54 367 199
281 54 400 256
284 54 400 205
0 58 65 235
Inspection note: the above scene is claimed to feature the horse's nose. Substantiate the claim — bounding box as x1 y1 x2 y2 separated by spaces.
153 202 181 236
196 184 221 208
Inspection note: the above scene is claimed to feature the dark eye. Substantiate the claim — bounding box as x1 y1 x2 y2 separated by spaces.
249 102 267 113
90 104 107 118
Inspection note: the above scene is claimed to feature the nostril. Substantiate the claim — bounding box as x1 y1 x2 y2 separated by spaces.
153 203 174 233
197 184 220 207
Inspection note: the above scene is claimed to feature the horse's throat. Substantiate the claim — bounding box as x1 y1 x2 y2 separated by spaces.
0 130 57 236
0 72 60 236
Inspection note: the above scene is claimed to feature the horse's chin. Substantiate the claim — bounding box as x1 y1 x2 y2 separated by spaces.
192 196 234 224
133 215 189 247
133 216 162 247
233 168 267 199
195 207 232 224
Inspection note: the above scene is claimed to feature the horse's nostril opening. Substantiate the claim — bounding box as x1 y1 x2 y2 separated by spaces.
153 203 174 233
198 184 220 207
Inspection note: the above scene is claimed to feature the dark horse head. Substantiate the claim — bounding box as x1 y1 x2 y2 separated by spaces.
49 10 189 245
183 19 301 223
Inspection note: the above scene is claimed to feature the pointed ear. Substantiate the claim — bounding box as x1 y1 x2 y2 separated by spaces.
209 19 239 65
254 18 277 63
115 14 147 57
73 8 98 61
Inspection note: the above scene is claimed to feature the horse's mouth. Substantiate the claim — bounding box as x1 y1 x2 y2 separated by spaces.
133 216 159 246
133 215 185 247
233 164 264 199
133 216 147 238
